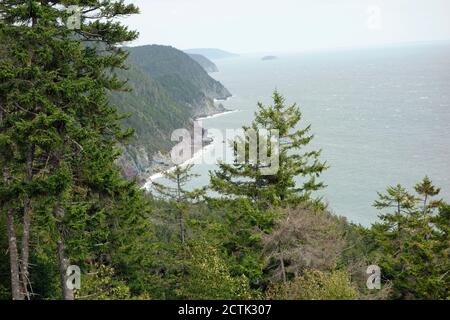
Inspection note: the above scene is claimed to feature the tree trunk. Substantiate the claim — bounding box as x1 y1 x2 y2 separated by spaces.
6 209 24 300
176 173 185 245
179 211 185 245
20 197 32 299
423 194 428 214
20 144 35 299
16 10 38 300
279 247 287 284
53 203 74 300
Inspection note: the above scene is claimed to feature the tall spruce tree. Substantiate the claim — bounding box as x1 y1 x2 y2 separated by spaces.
414 176 442 214
0 0 145 300
152 164 205 244
370 178 449 299
210 91 328 208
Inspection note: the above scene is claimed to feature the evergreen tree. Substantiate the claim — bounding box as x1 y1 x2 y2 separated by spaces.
414 176 442 213
0 0 150 300
175 241 255 300
206 198 274 288
370 178 449 299
152 164 205 245
152 165 205 203
210 91 327 208
373 184 417 216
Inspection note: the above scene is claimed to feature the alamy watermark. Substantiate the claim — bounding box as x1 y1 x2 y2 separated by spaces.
66 265 81 290
366 265 381 290
367 5 382 31
66 5 81 30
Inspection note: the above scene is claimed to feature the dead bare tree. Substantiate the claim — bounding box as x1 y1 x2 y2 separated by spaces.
263 207 346 283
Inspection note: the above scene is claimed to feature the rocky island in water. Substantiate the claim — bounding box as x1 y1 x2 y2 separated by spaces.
262 55 278 61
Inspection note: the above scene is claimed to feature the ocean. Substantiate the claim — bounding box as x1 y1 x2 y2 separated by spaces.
154 42 450 226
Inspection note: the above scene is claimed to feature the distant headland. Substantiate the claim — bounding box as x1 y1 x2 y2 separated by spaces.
184 48 239 60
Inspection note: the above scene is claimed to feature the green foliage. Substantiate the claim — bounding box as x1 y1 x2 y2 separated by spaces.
0 3 447 301
152 165 205 202
109 63 192 173
373 184 417 215
126 45 230 106
209 198 275 287
175 241 255 300
77 265 132 300
369 177 449 299
151 164 206 245
0 0 157 300
109 44 232 177
268 269 358 300
76 264 151 300
210 91 328 209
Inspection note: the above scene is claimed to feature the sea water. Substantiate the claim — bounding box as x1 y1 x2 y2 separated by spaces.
157 42 450 226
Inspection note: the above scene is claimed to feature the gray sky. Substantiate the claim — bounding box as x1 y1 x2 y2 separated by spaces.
124 0 450 53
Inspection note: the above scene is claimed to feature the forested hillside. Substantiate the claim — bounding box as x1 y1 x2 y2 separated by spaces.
108 45 231 178
188 54 219 73
127 45 230 110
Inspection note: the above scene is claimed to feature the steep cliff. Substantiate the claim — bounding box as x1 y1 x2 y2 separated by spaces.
108 45 231 180
188 53 219 73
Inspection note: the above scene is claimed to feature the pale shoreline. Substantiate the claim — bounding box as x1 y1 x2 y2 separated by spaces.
143 108 239 190
195 109 238 121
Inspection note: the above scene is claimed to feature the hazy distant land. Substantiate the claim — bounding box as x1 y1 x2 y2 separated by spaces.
184 48 239 60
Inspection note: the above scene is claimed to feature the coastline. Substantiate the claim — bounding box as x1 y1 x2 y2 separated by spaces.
195 109 238 121
143 108 239 191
